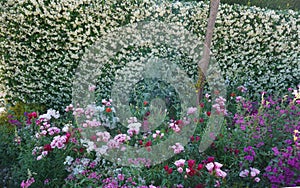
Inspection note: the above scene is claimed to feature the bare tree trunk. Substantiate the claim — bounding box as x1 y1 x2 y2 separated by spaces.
196 0 220 105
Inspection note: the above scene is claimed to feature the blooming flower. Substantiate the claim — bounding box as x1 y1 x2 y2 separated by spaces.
174 159 186 167
206 162 214 172
187 107 197 115
206 161 227 178
117 174 125 181
96 131 111 142
250 167 260 177
171 143 184 154
177 167 183 173
215 168 227 178
65 104 73 112
188 159 196 168
114 134 130 143
21 177 35 188
239 169 249 177
127 122 141 136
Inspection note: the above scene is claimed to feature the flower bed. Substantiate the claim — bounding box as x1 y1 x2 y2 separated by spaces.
0 85 299 187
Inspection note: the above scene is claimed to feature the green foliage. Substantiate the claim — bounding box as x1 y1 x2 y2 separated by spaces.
0 125 19 187
1 0 299 110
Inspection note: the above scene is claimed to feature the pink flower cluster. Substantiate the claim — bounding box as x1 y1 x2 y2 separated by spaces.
21 177 35 188
205 162 227 179
102 99 112 106
127 122 141 136
107 139 121 149
65 104 74 112
50 133 70 149
47 127 61 135
239 167 260 182
96 131 111 142
114 134 131 143
35 121 61 138
82 119 101 127
84 105 97 119
38 109 60 120
72 107 85 117
169 120 183 133
170 159 204 177
171 143 184 154
212 96 227 115
152 130 164 139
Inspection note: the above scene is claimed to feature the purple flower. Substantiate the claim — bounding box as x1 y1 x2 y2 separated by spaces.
265 166 272 172
244 155 254 162
272 147 280 156
284 139 293 145
255 142 265 148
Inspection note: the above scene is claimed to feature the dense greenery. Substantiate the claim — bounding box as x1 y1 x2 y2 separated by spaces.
0 0 299 109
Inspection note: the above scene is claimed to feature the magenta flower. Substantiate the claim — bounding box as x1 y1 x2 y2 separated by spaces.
20 177 35 188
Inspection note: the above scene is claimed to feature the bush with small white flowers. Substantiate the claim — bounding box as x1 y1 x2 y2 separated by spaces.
0 0 299 109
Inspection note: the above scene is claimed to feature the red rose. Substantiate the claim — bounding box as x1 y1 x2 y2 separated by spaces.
65 132 71 143
32 112 37 118
200 103 205 108
197 164 203 170
164 165 169 171
167 168 173 174
187 168 196 176
188 159 196 168
207 156 214 163
143 101 148 106
43 144 52 151
190 136 195 142
28 112 38 120
206 111 211 116
199 118 204 123
145 141 152 147
138 140 143 145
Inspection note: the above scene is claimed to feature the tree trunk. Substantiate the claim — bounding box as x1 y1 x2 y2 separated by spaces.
197 0 220 105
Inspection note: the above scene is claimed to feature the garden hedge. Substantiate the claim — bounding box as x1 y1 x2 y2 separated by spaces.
0 0 299 109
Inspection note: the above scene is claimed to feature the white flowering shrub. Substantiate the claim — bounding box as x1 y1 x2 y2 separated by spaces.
0 0 299 109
